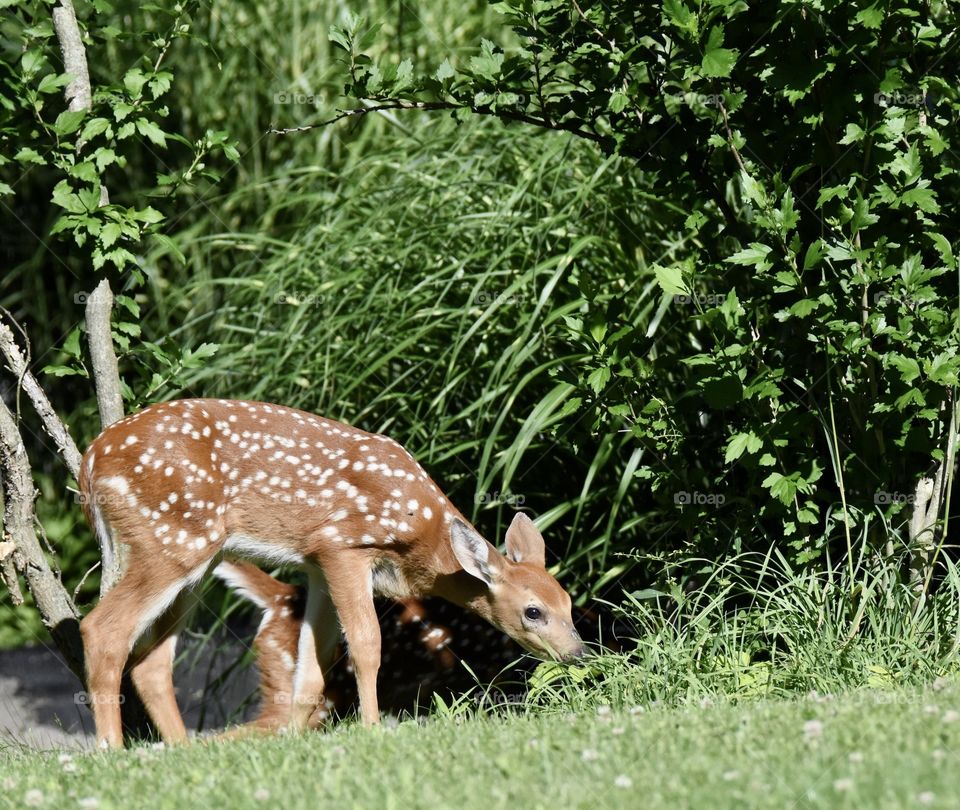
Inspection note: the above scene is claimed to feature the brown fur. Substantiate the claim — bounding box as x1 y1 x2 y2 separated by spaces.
78 398 583 747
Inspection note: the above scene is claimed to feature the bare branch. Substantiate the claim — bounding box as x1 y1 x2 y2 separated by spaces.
84 280 127 590
0 489 24 605
0 318 83 479
52 0 92 113
85 280 125 430
0 397 83 676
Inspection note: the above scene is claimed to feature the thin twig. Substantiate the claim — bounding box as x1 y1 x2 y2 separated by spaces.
0 315 83 478
268 100 609 150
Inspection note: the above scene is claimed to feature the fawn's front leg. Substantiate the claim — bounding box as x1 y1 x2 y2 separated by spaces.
323 557 382 726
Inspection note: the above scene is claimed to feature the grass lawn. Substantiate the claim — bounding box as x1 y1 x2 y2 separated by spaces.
1 684 958 809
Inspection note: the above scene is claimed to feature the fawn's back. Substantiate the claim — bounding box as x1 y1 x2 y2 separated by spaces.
80 398 461 584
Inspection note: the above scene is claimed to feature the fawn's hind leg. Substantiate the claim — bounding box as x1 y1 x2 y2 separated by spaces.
81 560 207 748
128 591 198 743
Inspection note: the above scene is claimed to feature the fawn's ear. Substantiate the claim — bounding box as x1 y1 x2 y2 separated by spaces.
504 512 546 567
451 519 501 587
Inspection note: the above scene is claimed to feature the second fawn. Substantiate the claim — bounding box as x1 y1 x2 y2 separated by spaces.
78 398 584 747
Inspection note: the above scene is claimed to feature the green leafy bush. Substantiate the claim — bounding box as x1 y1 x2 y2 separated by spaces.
327 0 960 568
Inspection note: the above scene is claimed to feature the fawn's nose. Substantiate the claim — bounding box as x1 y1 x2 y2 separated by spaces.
564 631 587 661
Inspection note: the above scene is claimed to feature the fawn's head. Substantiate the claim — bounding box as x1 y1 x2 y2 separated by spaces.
450 513 585 661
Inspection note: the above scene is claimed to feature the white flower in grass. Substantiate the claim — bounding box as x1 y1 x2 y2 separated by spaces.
802 719 823 740
923 705 939 716
57 753 73 764
941 709 959 723
722 770 740 782
614 775 633 789
62 761 78 773
932 677 949 691
833 778 853 792
917 791 935 805
526 738 539 750
848 751 864 764
597 704 612 718
581 749 599 761
2 778 15 790
78 798 100 809
628 706 644 716
932 749 946 762
611 726 625 736
24 789 44 807
253 788 270 802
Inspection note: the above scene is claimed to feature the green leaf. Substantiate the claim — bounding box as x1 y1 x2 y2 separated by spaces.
701 27 738 78
42 364 83 378
587 365 611 395
725 431 762 464
53 110 86 136
135 118 167 147
37 72 72 94
608 90 630 113
838 123 865 145
802 240 825 271
80 117 111 142
436 59 456 82
182 342 220 367
51 180 85 214
725 243 772 270
328 24 350 51
133 206 164 224
100 222 122 248
926 352 959 386
901 186 939 214
762 472 797 505
14 147 44 165
62 327 82 358
886 354 921 384
926 232 955 269
788 298 819 317
849 196 879 234
856 3 884 29
123 68 148 98
653 264 689 296
470 39 504 81
663 0 697 34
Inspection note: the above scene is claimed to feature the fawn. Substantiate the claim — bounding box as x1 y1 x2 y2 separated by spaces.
78 398 584 747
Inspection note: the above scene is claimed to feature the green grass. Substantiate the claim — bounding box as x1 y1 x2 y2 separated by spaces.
2 684 959 809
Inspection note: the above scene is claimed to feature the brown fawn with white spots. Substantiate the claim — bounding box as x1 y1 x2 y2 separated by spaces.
79 398 584 747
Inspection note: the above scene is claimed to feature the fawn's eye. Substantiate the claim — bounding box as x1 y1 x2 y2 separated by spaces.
524 606 543 621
